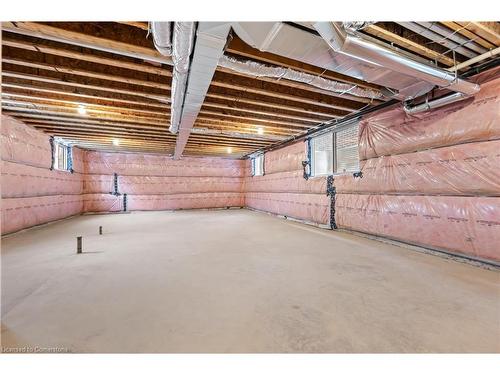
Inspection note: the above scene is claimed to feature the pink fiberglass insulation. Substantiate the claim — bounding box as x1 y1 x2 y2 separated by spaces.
263 141 306 174
1 115 53 168
335 139 500 196
336 194 500 261
2 160 83 198
127 193 244 211
82 194 123 213
83 174 243 195
81 150 245 211
1 116 86 234
83 151 245 177
243 142 329 224
245 192 329 224
358 77 500 160
1 195 83 234
244 170 326 194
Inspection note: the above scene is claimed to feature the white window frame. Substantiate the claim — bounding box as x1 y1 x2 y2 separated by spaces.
309 120 360 177
252 153 264 176
53 140 71 172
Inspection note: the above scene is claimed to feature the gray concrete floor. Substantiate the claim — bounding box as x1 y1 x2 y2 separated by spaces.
1 209 499 353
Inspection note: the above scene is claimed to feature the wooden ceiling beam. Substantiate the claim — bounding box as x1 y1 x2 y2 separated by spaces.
363 24 456 66
4 112 168 131
1 93 168 118
439 22 495 50
1 82 168 109
115 22 149 31
201 101 324 123
205 92 339 118
2 36 171 76
2 71 170 102
1 22 172 65
199 109 317 127
2 58 171 90
457 22 500 45
195 122 298 137
196 116 307 132
1 102 168 125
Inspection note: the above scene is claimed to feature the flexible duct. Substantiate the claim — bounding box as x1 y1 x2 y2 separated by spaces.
343 22 376 31
313 22 481 96
219 55 383 99
403 92 469 114
170 22 197 134
150 22 173 56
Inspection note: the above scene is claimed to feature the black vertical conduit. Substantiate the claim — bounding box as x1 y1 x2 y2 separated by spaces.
326 175 337 229
123 194 128 212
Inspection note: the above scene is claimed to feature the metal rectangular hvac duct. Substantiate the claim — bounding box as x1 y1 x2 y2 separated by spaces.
173 22 232 159
231 22 480 100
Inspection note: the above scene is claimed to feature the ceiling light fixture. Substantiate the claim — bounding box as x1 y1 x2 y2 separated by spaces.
257 127 264 135
112 139 120 146
227 147 232 154
77 105 87 115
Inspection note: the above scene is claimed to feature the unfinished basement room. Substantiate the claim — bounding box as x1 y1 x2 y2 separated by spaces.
1 9 500 360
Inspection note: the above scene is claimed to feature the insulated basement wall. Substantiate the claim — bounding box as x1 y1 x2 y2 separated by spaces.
335 75 500 262
243 141 330 225
81 151 245 213
1 116 84 234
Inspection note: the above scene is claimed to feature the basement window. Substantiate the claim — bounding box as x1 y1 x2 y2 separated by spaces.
252 154 264 176
310 132 333 177
309 120 360 177
334 122 360 174
53 140 73 172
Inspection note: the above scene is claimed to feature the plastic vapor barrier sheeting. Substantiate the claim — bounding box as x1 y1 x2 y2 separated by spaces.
127 193 244 211
2 160 83 198
244 142 329 224
263 141 305 174
1 115 53 168
83 175 243 195
359 78 500 160
244 170 326 194
336 194 500 261
245 192 329 224
335 140 500 196
83 151 245 177
2 196 83 234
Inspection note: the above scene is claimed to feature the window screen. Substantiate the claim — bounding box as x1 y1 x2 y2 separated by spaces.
334 123 359 174
252 154 264 176
310 132 333 177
